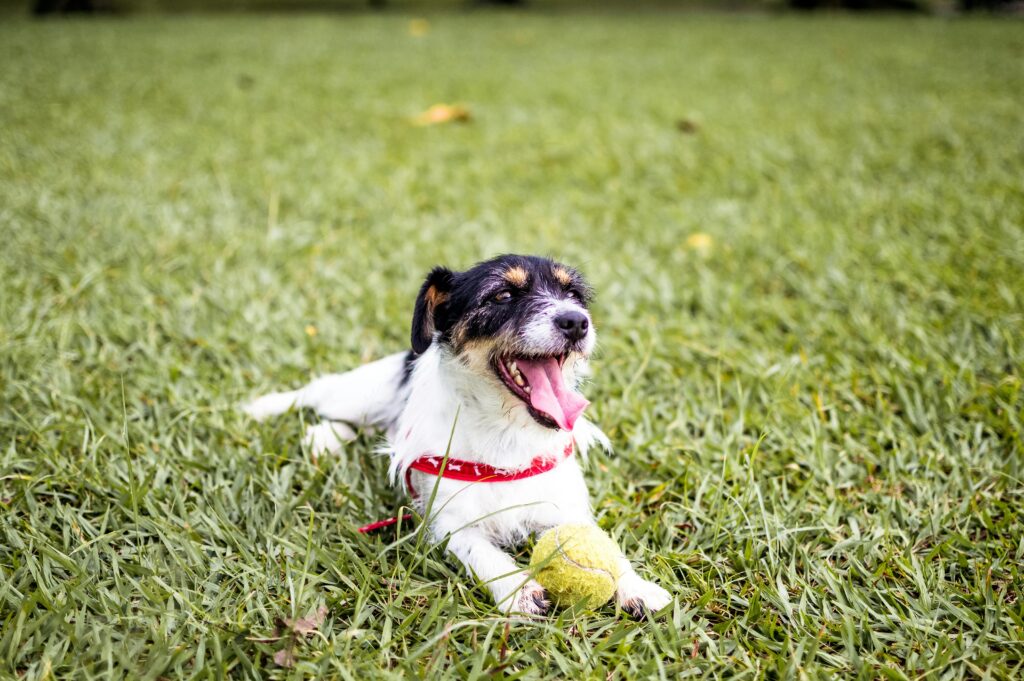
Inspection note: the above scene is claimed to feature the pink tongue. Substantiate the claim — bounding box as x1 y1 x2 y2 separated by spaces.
515 357 589 431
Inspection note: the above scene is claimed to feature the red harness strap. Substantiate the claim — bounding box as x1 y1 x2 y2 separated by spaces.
357 441 575 534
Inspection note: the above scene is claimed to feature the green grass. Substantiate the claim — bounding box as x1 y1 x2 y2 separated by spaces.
2 11 1023 679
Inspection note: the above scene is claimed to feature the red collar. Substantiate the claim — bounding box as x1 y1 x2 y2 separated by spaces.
406 441 574 486
357 440 575 534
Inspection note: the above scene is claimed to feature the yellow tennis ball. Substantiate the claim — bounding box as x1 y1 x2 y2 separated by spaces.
530 524 623 608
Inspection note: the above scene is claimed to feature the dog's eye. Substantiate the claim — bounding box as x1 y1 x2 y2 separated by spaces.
493 291 513 303
565 289 580 301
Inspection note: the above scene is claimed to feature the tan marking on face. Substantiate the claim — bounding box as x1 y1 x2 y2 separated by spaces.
456 337 498 374
450 319 468 348
504 266 529 287
552 266 572 286
453 327 519 361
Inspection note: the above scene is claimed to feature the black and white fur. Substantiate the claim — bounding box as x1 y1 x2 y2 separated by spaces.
244 254 671 617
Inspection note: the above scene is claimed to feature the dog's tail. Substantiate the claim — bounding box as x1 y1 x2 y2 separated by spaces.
242 350 412 430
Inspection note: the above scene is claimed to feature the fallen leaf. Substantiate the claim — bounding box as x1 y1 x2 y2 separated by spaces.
512 30 534 46
286 605 328 636
412 103 471 127
685 232 713 256
273 648 296 668
676 118 700 134
408 18 430 37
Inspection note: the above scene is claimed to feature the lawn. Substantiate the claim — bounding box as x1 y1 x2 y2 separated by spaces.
1 10 1023 679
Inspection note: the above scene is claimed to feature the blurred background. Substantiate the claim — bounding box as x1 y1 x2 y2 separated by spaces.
10 0 1024 16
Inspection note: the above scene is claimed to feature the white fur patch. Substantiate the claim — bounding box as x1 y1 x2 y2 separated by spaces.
520 298 596 357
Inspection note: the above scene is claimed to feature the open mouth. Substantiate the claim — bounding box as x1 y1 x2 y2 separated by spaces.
492 354 589 431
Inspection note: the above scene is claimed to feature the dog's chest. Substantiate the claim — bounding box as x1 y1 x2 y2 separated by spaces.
408 459 592 545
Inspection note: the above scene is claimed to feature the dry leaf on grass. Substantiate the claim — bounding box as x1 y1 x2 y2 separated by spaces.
286 605 328 636
685 233 713 257
273 648 296 668
411 104 471 127
676 118 700 134
273 606 328 667
408 18 430 37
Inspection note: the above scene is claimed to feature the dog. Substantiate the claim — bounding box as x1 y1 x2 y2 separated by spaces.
244 254 671 617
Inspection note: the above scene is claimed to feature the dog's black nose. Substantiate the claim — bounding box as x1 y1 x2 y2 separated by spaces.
554 310 589 341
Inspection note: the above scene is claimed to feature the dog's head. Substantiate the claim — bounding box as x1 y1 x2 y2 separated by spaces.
411 254 596 431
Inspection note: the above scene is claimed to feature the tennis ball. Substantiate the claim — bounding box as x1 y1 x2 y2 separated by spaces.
529 524 623 608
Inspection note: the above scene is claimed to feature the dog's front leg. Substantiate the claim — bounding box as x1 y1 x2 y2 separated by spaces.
615 556 672 618
443 527 549 616
532 514 672 619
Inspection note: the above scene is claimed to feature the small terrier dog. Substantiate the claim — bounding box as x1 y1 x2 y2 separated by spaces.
245 254 671 617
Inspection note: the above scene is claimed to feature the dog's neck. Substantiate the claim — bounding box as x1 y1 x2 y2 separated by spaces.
388 345 577 479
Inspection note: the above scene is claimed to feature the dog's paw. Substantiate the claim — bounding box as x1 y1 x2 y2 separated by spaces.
616 573 672 619
304 422 356 455
504 580 550 617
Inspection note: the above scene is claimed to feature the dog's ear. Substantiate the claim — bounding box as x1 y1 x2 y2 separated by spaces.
411 266 454 354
